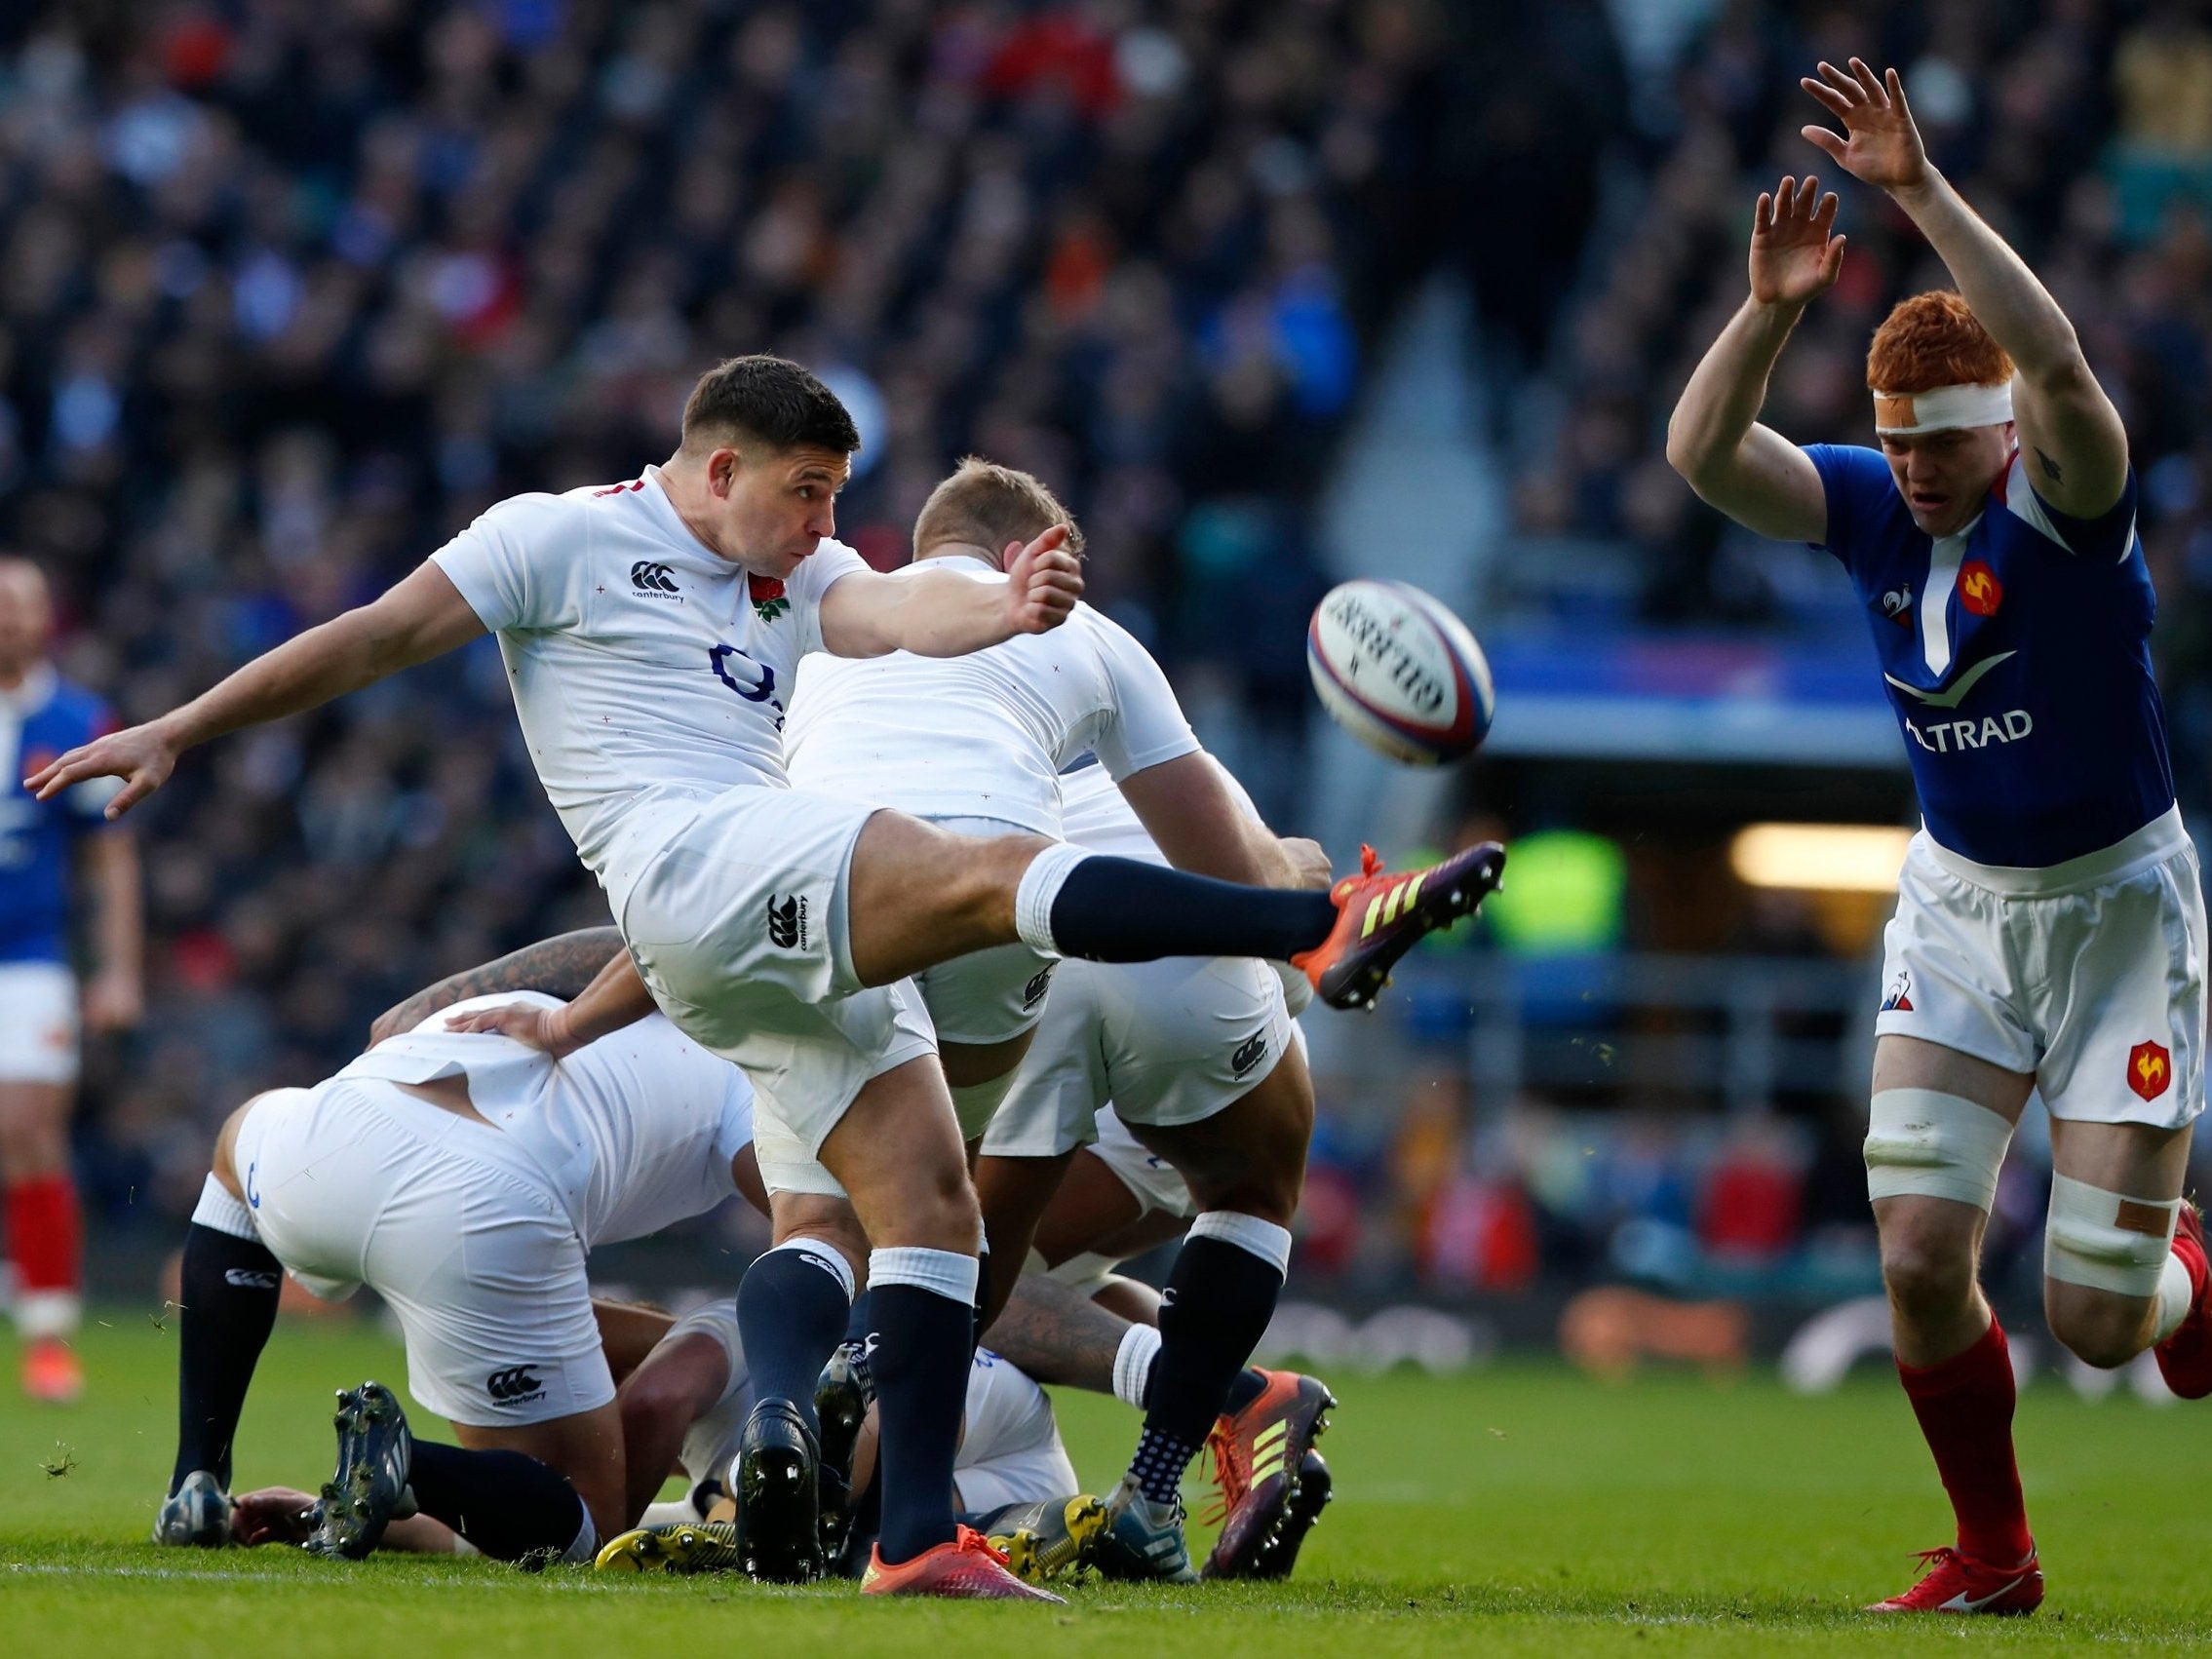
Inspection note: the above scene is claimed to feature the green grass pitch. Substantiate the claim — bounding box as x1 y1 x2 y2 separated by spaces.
5 1313 2211 1653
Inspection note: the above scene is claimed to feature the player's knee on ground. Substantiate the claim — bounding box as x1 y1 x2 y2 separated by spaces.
2043 1173 2178 1368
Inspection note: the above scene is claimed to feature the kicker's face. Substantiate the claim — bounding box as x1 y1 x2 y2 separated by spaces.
711 445 851 577
1879 423 2014 538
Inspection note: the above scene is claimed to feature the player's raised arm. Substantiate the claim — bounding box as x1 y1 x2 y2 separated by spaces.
816 523 1081 659
1664 175 1840 543
26 560 485 819
1801 58 2129 517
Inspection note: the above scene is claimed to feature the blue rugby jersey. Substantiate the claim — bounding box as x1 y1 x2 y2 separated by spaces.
1807 444 2173 868
0 665 119 964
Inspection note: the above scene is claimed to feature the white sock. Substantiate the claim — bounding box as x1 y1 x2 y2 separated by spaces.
190 1174 258 1240
1189 1210 1294 1274
1012 843 1091 956
1113 1323 1162 1410
871 1246 980 1304
2154 1251 2195 1343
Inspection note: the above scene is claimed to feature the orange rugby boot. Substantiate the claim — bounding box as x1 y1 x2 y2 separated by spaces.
2154 1200 2212 1399
860 1525 1067 1601
1867 1545 2042 1615
1294 842 1506 1011
1200 1370 1337 1579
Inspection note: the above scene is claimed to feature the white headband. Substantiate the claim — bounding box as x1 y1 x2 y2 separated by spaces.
1873 380 2014 435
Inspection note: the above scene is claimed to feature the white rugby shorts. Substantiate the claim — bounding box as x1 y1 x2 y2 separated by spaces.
608 783 938 1194
951 1348 1078 1516
912 816 1058 1049
1876 806 2207 1131
984 953 1295 1158
233 1079 611 1428
0 961 77 1083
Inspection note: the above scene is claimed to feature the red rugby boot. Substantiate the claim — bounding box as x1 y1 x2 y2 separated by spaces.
1867 1545 2042 1615
2154 1201 2212 1399
1294 842 1505 1011
861 1526 1066 1601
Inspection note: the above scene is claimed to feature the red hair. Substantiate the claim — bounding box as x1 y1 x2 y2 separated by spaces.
1866 290 2014 392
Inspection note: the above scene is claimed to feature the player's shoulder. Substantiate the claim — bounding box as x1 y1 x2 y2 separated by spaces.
1803 442 1910 550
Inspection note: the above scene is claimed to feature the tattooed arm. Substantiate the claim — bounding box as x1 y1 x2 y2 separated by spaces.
368 926 625 1047
979 1272 1147 1395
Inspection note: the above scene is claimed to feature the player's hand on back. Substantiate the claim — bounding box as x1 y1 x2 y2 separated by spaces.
25 719 177 819
1002 523 1081 635
1749 174 1844 309
441 998 582 1058
1800 58 1930 196
1279 836 1336 892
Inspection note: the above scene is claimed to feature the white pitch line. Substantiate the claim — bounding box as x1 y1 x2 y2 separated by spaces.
0 1562 656 1594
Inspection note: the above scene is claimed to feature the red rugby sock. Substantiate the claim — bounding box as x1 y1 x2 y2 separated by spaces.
8 1173 83 1297
1896 1317 2033 1564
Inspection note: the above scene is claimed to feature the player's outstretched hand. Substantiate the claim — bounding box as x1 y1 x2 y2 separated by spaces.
25 720 177 818
1749 174 1844 308
440 998 581 1058
1002 523 1082 634
1801 58 1930 195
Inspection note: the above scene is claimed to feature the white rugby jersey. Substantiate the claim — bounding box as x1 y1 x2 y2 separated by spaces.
429 468 868 878
782 556 1198 834
340 993 755 1249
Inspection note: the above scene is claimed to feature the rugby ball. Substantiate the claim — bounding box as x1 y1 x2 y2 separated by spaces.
1305 579 1494 764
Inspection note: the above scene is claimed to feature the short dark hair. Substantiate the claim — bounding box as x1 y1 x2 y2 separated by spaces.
680 355 860 455
913 457 1086 560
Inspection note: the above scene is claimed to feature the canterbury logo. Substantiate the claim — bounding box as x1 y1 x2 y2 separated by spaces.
1251 1419 1290 1488
224 1269 279 1290
1022 965 1055 1008
631 560 679 595
766 894 805 950
1883 650 2015 709
1230 1031 1268 1077
1359 872 1425 939
485 1366 544 1403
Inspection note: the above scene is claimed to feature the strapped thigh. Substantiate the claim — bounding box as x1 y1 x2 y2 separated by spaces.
2043 1172 2180 1297
1864 1089 2015 1213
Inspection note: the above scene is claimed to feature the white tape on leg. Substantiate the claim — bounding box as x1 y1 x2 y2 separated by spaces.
2044 1173 2179 1297
1864 1089 2015 1213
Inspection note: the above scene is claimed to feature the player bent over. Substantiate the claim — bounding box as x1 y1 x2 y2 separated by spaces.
37 357 1496 1599
1667 59 2212 1614
0 559 140 1403
156 991 758 1565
